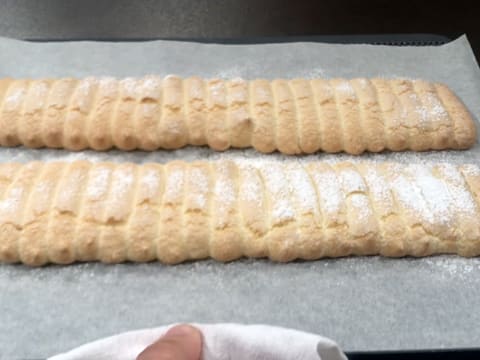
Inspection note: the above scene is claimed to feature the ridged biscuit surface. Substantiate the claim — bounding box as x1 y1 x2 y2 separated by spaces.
1 160 479 266
0 76 475 154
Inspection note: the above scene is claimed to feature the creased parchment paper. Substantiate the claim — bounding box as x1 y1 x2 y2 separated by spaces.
1 36 480 359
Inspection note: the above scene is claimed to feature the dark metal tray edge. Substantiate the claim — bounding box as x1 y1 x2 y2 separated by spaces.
22 33 454 46
346 347 480 359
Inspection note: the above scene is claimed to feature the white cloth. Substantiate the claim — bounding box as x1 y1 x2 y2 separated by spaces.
49 323 347 360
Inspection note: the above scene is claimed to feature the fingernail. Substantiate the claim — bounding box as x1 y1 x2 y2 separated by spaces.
166 324 196 337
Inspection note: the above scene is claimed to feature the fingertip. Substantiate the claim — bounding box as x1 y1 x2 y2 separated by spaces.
167 324 203 359
137 324 203 360
167 324 201 338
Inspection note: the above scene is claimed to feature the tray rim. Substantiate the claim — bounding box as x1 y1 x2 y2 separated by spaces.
21 32 454 46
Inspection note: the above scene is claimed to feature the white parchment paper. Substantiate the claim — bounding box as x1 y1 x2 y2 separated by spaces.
1 36 480 359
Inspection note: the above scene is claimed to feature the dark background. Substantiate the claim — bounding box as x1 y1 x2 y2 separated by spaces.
0 1 478 54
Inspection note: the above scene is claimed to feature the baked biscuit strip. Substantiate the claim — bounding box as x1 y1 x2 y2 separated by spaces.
1 160 479 266
0 77 475 154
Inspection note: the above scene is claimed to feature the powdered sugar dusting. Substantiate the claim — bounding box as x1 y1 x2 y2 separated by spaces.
338 167 367 193
214 163 236 227
27 81 49 109
230 77 246 86
391 172 431 224
139 168 161 200
86 166 111 200
285 164 317 215
30 178 55 214
337 166 371 222
31 81 49 97
334 80 356 97
54 166 85 212
98 77 116 86
363 167 394 215
438 163 464 183
120 77 138 98
350 193 372 223
410 92 429 127
163 166 185 203
0 187 23 215
97 77 117 95
186 78 204 100
75 77 97 110
461 164 480 177
214 163 235 206
415 106 429 126
259 163 295 224
227 78 248 104
188 167 209 209
208 79 225 101
272 202 294 223
252 82 271 103
411 165 452 225
309 166 344 216
239 165 263 206
142 76 161 93
109 167 134 198
437 164 477 216
2 153 480 256
77 77 96 94
425 92 448 118
424 256 480 279
4 87 26 106
356 78 369 89
386 162 480 229
410 89 448 128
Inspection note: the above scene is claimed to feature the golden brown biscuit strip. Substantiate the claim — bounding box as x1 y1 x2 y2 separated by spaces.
1 160 480 266
0 76 475 154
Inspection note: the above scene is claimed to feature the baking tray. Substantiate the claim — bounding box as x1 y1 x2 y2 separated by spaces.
26 33 453 46
1 34 480 359
347 348 480 359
